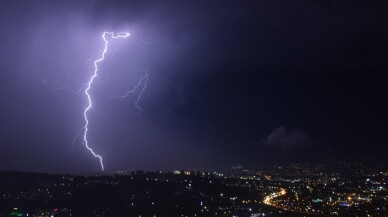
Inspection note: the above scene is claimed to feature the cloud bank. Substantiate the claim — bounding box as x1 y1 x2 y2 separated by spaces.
260 126 312 150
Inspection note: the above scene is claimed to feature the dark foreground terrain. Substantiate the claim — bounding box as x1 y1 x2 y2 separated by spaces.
0 170 301 217
0 162 386 216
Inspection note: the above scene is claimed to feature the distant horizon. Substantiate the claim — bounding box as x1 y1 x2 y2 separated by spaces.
1 158 386 176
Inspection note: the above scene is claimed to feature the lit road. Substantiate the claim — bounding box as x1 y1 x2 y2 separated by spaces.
263 188 287 206
263 188 320 216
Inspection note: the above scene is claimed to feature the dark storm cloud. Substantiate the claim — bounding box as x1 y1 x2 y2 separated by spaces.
0 0 387 173
260 126 311 150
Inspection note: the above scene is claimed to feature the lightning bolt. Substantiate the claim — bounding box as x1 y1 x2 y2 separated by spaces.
83 32 130 171
110 71 148 114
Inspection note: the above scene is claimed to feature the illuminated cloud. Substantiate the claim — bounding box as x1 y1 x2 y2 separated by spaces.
260 126 311 150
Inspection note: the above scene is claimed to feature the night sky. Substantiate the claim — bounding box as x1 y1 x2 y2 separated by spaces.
0 1 387 173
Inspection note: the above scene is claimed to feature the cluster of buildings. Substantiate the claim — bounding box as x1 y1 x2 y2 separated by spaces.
0 161 386 216
232 162 387 216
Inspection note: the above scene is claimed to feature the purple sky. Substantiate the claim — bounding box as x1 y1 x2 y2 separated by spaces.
0 1 387 173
